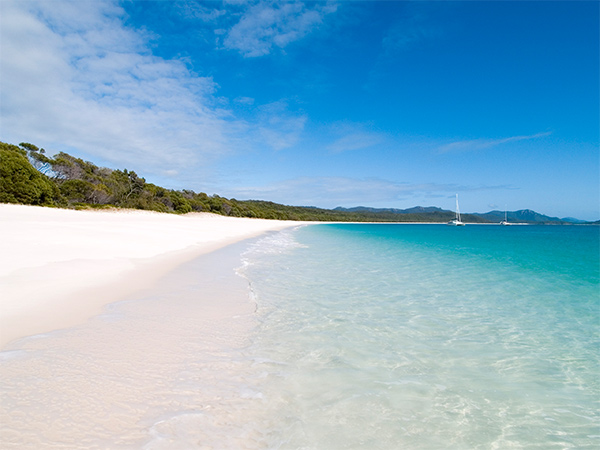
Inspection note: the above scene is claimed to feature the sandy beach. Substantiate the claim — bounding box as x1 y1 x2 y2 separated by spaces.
0 204 302 348
0 204 310 448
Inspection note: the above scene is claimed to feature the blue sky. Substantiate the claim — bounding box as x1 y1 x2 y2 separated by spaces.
1 0 598 220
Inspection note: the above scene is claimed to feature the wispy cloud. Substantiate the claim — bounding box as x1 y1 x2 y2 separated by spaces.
227 176 508 208
1 0 319 184
327 133 383 153
229 176 409 206
234 96 255 105
437 132 552 154
174 1 227 22
222 0 338 57
0 0 239 178
327 122 387 153
254 100 307 151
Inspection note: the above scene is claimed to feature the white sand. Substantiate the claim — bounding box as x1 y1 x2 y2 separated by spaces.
1 243 278 447
0 204 303 348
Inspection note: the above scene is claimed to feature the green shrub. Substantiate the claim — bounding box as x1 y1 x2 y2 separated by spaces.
0 142 64 206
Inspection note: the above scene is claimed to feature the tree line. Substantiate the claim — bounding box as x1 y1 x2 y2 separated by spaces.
0 141 484 222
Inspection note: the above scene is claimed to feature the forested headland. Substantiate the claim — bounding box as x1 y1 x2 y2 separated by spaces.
0 141 487 222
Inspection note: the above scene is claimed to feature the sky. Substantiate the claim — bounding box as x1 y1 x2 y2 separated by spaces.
1 0 598 220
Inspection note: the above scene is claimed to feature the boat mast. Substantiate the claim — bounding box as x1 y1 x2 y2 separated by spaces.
456 194 461 222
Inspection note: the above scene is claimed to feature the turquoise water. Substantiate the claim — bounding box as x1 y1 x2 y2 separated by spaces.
240 224 600 449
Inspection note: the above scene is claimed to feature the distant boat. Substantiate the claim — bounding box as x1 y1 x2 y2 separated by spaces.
500 208 511 226
447 194 465 226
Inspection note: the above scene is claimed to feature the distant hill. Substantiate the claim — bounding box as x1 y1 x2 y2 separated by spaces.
334 206 489 223
472 209 568 224
334 206 445 214
561 217 588 224
471 210 600 224
336 206 594 224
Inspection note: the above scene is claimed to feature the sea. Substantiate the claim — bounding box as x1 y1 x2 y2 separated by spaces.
1 223 598 449
236 224 599 449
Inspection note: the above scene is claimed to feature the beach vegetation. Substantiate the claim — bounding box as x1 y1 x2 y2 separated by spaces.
0 140 499 222
59 179 102 204
19 142 54 176
0 142 65 206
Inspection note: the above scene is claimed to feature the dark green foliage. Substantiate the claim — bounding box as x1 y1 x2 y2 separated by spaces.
106 169 146 206
0 140 497 222
168 191 192 214
18 142 41 153
59 179 101 204
0 142 64 206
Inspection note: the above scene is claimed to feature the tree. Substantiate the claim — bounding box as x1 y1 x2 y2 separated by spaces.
19 142 54 176
0 142 64 205
51 152 85 180
168 190 192 213
108 169 146 205
60 179 99 204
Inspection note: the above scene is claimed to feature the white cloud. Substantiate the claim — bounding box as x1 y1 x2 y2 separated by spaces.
0 0 331 184
437 132 552 154
175 1 227 22
327 122 387 153
254 100 307 151
258 116 307 151
228 176 465 207
0 0 235 177
222 0 338 57
225 174 515 208
327 133 383 153
234 96 255 105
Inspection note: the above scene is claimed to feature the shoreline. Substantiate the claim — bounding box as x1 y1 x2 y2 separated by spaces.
0 203 559 348
0 204 305 348
1 237 274 447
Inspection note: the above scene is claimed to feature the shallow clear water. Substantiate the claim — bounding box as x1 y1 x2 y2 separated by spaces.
240 224 600 449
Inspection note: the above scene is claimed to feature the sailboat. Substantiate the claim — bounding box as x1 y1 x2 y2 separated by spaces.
500 207 511 226
447 194 465 226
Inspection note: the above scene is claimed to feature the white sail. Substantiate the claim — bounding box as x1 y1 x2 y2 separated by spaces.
500 207 511 225
447 194 465 226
